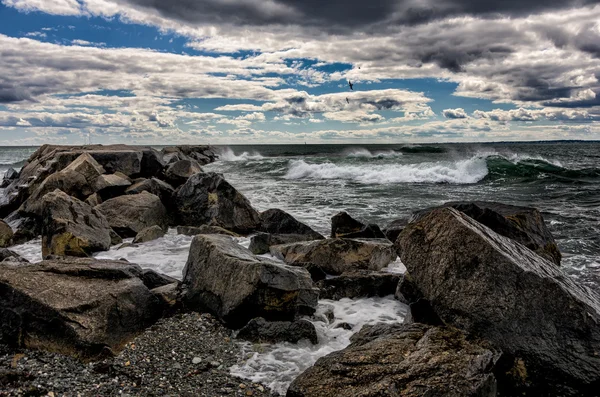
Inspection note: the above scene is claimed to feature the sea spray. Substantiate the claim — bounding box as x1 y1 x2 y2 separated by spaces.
219 147 265 161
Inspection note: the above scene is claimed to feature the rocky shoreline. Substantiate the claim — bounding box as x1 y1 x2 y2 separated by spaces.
0 144 599 396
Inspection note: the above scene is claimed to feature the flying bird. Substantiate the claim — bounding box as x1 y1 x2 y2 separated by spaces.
348 81 354 90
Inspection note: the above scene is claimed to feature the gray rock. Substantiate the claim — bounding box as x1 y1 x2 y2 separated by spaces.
271 238 397 276
133 225 166 244
164 160 203 187
382 218 407 243
4 168 18 181
331 211 386 239
176 225 240 237
41 190 111 257
287 323 499 397
175 172 260 234
125 177 175 208
258 209 324 239
0 248 28 263
249 233 321 255
93 173 131 200
0 220 13 248
236 317 318 344
182 234 319 328
410 201 561 265
85 192 102 207
0 258 163 360
398 207 600 396
317 270 400 300
4 212 39 245
96 192 169 238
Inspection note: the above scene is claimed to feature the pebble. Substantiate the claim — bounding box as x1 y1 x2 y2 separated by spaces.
192 357 202 364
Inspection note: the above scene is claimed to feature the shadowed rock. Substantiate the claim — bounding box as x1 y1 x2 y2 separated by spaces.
96 191 169 238
93 173 131 200
331 212 386 239
0 220 13 248
258 209 324 239
41 190 111 257
176 225 239 237
398 207 600 396
249 233 321 255
164 159 202 187
125 177 175 208
317 270 400 300
175 172 260 234
271 238 396 276
287 323 499 397
0 259 165 361
236 317 318 345
133 225 166 244
182 234 318 328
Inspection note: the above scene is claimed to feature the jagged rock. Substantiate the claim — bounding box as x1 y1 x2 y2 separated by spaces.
331 212 386 239
125 177 175 208
4 168 18 181
287 323 499 397
139 148 166 178
0 220 13 248
109 229 123 246
271 238 396 276
236 317 318 344
182 234 319 328
258 209 324 239
383 218 407 243
317 270 400 300
175 172 260 234
0 249 28 263
176 225 240 237
0 259 164 360
93 173 131 200
410 201 561 265
133 225 166 244
151 282 181 314
85 192 102 207
398 207 600 396
4 213 39 245
249 233 320 255
173 145 218 165
164 159 202 187
141 269 178 289
41 190 112 257
96 192 169 238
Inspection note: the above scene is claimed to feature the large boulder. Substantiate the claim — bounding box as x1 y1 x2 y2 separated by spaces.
410 201 561 265
41 190 112 257
93 173 131 200
0 220 13 248
4 212 39 245
175 172 260 234
271 238 397 276
383 218 408 243
0 259 164 360
287 323 499 397
4 167 18 181
258 209 324 239
182 234 319 328
176 225 239 237
249 233 321 255
96 191 169 238
398 207 600 396
317 270 400 300
125 177 175 208
236 317 318 345
331 211 386 239
133 225 166 244
164 159 202 187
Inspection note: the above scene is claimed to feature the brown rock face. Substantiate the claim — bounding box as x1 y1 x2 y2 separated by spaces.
398 207 600 396
287 323 499 397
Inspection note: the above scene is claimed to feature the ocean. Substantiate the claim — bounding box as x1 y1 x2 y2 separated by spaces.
2 142 599 394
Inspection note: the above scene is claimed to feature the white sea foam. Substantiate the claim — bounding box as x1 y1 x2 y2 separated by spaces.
285 156 489 184
345 148 402 159
11 237 43 263
231 296 408 395
219 147 265 161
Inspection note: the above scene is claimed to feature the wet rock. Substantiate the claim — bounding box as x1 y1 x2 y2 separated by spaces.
398 207 600 396
41 190 111 257
4 212 39 245
109 228 123 246
382 218 407 243
93 173 131 200
271 238 396 276
317 270 400 300
175 172 260 234
258 209 324 239
164 160 203 187
330 212 386 239
141 269 178 290
0 259 163 360
0 220 13 248
176 225 240 237
125 177 175 208
0 248 28 263
410 201 561 265
96 191 169 238
236 317 318 345
4 168 18 181
133 225 166 244
182 234 319 328
287 323 499 397
249 233 320 255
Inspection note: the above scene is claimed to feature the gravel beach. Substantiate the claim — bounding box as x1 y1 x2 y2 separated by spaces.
0 313 276 397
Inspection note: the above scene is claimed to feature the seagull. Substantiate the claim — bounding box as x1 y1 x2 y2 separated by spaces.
346 97 350 104
348 81 354 90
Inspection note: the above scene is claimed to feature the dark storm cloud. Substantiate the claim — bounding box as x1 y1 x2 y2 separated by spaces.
117 0 600 29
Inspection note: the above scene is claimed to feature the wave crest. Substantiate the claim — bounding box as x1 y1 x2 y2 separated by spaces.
344 148 402 159
218 147 264 161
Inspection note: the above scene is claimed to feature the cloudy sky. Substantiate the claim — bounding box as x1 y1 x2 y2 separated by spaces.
0 0 599 145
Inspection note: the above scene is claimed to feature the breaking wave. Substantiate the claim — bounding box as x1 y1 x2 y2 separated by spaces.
344 148 403 159
219 147 265 161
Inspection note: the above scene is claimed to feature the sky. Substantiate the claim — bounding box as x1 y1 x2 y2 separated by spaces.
0 0 599 145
